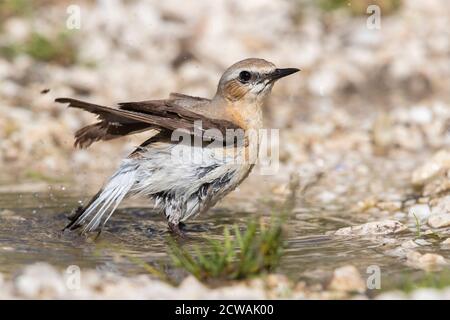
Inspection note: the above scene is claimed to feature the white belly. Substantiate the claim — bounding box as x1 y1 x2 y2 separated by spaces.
130 142 256 223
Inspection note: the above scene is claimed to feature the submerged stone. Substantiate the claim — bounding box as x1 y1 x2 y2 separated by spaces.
334 220 407 236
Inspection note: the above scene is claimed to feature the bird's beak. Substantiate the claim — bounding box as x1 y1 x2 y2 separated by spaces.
267 68 300 82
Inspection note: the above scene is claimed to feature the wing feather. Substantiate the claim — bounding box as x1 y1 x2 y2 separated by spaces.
55 96 241 148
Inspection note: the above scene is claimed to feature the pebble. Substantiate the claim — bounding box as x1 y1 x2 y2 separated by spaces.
413 239 432 246
401 239 432 249
378 287 450 300
0 263 280 299
406 251 448 271
412 150 450 186
328 265 366 293
376 291 407 300
377 201 402 212
408 204 431 221
431 196 450 215
14 263 68 298
0 209 25 221
427 213 450 228
334 220 407 236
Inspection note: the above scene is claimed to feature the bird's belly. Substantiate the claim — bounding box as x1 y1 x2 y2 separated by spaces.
131 142 255 204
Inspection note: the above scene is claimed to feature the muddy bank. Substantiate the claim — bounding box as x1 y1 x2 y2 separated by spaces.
1 262 450 299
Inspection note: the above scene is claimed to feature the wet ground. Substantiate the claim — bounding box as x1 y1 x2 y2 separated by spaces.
1 188 446 294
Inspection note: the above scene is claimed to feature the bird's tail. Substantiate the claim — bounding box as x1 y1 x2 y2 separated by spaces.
65 160 139 234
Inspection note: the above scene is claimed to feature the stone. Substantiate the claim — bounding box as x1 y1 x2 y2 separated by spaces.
408 106 433 125
406 251 448 271
328 265 366 293
376 291 407 300
377 201 402 212
413 239 432 246
0 209 16 217
401 240 420 249
412 150 450 186
0 209 25 221
431 196 450 215
334 220 407 236
410 288 445 300
177 276 209 299
265 274 292 298
408 204 431 221
14 263 67 298
385 247 413 258
423 174 450 196
428 213 450 228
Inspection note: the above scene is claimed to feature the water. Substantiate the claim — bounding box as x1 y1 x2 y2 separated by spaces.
0 191 446 291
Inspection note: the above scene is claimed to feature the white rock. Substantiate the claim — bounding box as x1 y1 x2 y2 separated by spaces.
334 220 407 236
412 150 450 186
406 251 448 271
207 283 266 300
428 213 450 228
431 196 450 215
317 191 337 203
14 263 67 298
410 288 444 300
3 18 30 42
401 240 420 249
413 239 432 246
177 276 209 299
376 291 407 300
408 106 433 124
328 265 365 293
385 247 413 258
408 204 431 221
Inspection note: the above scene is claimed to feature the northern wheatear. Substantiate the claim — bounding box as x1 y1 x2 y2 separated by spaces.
56 58 299 236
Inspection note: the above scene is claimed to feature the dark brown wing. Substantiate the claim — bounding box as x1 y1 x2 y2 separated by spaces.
72 121 151 148
169 92 211 107
55 97 241 148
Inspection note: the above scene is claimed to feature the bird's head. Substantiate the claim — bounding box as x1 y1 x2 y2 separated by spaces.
216 58 299 103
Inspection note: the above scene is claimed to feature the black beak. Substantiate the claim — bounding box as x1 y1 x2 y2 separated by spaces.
268 68 300 82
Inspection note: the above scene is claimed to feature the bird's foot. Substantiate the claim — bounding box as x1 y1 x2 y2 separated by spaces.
168 222 188 239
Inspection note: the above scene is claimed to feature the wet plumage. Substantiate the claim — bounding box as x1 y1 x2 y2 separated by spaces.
57 58 299 236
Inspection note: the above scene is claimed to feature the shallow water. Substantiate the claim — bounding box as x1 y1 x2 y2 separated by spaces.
0 191 446 292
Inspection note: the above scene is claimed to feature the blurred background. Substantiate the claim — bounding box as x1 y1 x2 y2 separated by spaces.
0 0 449 197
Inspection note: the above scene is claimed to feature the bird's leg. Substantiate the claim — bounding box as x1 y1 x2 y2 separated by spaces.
94 228 103 241
168 221 187 238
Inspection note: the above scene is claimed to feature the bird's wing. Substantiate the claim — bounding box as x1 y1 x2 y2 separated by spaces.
169 92 211 107
55 97 241 148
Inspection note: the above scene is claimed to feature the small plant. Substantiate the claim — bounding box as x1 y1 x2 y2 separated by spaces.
315 0 401 15
0 32 77 65
395 271 450 293
169 217 285 282
0 0 33 23
412 213 422 238
411 212 442 240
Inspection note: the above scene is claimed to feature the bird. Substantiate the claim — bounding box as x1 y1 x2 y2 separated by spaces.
56 58 299 237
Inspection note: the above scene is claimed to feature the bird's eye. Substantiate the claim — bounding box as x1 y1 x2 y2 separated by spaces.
238 71 252 83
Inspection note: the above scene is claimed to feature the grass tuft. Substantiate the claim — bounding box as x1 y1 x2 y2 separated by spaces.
396 271 450 293
169 217 285 282
0 31 77 65
316 0 401 15
0 0 33 22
